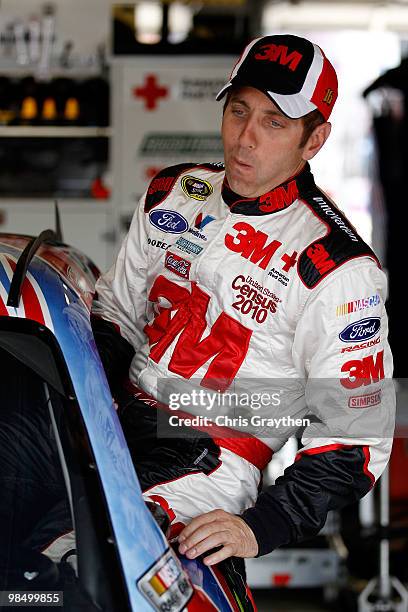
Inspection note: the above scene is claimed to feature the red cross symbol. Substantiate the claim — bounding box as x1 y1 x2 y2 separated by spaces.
133 74 169 111
281 250 298 272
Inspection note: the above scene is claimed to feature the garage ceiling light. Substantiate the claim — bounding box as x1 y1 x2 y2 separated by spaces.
263 1 408 31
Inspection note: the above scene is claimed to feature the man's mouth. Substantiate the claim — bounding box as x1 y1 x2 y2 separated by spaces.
233 157 252 169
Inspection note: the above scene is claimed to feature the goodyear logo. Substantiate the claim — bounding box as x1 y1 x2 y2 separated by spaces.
181 175 213 201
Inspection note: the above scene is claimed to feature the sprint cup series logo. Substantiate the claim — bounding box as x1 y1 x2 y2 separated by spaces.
181 176 213 201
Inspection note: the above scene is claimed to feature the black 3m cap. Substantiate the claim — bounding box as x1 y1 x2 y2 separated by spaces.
216 34 338 120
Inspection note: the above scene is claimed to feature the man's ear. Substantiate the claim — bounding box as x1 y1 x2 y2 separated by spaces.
302 122 331 161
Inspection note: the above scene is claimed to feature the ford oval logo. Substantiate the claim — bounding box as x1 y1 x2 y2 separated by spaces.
339 317 380 343
149 209 188 234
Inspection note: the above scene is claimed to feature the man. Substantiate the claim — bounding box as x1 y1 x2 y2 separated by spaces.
92 33 394 567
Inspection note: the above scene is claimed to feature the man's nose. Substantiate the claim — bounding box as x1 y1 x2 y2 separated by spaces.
238 117 257 149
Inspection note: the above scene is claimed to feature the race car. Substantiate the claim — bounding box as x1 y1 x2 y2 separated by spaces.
0 227 255 611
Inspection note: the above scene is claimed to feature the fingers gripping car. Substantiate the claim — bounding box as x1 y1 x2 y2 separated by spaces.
0 230 255 612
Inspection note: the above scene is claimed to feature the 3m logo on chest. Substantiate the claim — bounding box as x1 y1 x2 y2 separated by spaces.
144 275 252 391
255 44 303 71
225 222 281 270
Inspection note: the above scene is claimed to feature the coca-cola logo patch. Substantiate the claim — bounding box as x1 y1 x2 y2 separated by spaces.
165 251 191 279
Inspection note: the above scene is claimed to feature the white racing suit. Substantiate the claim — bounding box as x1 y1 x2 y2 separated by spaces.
92 161 394 555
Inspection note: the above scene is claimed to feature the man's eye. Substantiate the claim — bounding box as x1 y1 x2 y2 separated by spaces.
269 120 283 128
231 107 245 116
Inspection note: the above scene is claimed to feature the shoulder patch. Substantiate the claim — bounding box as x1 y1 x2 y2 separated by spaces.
144 163 196 212
298 190 380 289
144 162 224 212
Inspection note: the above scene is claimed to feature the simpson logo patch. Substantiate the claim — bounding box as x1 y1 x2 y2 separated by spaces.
348 390 381 409
181 176 213 201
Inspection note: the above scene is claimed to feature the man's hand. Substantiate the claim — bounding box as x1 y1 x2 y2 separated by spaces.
178 509 258 566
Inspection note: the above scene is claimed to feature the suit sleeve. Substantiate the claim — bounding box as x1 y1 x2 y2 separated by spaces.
241 261 395 556
91 193 149 393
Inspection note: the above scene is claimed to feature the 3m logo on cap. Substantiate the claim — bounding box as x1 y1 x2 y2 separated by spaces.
254 44 303 72
323 88 334 105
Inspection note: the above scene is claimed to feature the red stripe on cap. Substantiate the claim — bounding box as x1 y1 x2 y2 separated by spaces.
310 49 338 121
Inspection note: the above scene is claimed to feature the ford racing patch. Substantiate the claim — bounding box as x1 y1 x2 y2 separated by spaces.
149 209 188 234
339 317 380 343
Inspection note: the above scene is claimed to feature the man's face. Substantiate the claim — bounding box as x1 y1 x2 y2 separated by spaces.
221 86 307 198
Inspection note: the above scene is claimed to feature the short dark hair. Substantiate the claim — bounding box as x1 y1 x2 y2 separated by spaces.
299 109 325 148
223 90 325 146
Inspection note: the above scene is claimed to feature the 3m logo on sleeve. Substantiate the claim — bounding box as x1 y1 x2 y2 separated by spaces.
148 176 174 195
306 243 335 274
341 350 384 389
